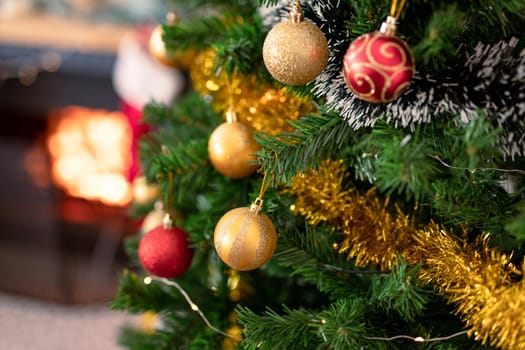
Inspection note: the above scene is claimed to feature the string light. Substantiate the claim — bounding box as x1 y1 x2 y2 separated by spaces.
145 276 242 341
431 155 525 175
146 274 487 347
366 330 469 343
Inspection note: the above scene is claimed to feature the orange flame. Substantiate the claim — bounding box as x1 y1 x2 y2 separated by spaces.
46 106 133 206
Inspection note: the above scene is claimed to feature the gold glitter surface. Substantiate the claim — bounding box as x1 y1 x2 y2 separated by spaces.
214 207 277 271
190 49 314 135
262 19 329 85
286 159 525 350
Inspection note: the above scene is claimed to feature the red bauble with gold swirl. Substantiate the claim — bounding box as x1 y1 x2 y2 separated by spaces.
342 32 414 103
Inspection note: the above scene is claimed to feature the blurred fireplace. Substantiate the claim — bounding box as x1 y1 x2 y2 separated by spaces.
0 44 135 304
46 106 133 207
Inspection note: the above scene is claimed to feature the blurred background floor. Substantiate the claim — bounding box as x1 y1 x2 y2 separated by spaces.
0 290 135 350
0 2 162 348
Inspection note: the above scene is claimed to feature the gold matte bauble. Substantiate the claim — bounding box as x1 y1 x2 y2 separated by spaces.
263 19 328 85
149 25 196 70
208 121 260 179
214 206 277 271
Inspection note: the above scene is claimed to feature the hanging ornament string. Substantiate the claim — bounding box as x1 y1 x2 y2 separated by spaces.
389 0 407 19
381 0 407 35
256 151 279 203
157 146 175 225
224 72 240 124
167 171 174 217
144 276 241 341
257 167 270 203
159 145 174 222
293 0 301 12
225 71 236 116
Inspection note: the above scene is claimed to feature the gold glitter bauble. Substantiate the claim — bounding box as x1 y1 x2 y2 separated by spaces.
263 19 328 85
214 205 277 271
208 121 260 179
149 25 196 70
190 49 315 134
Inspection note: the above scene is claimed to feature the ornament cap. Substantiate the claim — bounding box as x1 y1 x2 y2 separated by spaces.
250 197 264 214
288 1 304 23
162 213 173 229
225 108 238 123
380 16 398 36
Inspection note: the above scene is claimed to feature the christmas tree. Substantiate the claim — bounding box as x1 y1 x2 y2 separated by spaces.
112 0 525 349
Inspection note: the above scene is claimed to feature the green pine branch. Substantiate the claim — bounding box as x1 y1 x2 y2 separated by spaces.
356 123 439 201
426 114 520 237
256 111 357 187
411 4 465 71
237 299 388 350
142 93 219 135
170 0 258 13
118 327 177 350
146 139 213 208
347 0 390 37
506 202 525 244
211 15 266 75
236 305 323 350
163 11 265 75
275 225 370 300
370 258 429 322
163 16 230 52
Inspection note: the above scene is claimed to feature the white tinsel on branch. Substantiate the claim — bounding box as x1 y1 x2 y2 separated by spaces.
259 0 525 159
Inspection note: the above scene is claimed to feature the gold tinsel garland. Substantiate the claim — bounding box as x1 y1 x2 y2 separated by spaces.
287 160 423 270
287 159 525 350
190 49 315 135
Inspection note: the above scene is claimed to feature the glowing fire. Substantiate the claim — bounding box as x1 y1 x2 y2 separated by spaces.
46 106 133 206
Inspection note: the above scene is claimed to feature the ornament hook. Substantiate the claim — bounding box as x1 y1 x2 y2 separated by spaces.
289 0 303 23
162 213 173 229
380 16 398 36
250 197 264 214
381 0 407 35
225 108 238 123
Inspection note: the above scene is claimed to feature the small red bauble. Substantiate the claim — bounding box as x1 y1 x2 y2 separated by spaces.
138 225 193 278
342 31 414 103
